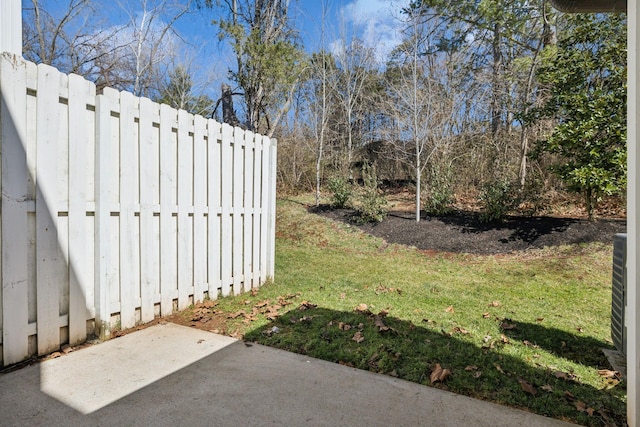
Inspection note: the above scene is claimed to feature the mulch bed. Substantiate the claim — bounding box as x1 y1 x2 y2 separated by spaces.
312 206 627 255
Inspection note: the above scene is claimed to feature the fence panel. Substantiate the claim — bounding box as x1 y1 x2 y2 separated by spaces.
0 54 277 367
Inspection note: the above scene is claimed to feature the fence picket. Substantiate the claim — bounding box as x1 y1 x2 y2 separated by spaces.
159 104 177 315
220 124 233 297
138 97 159 323
67 73 93 344
35 63 64 355
177 109 193 310
193 115 207 301
207 120 222 298
118 91 138 329
232 127 244 295
252 135 263 287
1 54 29 365
243 131 254 293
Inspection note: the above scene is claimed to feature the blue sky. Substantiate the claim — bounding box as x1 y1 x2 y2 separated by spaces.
164 0 410 99
23 0 409 100
172 0 409 63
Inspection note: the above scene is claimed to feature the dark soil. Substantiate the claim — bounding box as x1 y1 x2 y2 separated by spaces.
312 206 627 255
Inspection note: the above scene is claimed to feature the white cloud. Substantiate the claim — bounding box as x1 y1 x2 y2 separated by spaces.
336 0 409 63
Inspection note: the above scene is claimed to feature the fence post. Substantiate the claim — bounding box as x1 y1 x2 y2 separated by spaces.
266 139 277 280
1 0 22 56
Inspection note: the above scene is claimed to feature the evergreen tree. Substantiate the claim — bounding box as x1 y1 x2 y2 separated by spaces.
532 13 626 220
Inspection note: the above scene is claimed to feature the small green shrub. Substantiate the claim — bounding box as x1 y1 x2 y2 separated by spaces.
478 179 519 223
354 163 388 224
424 167 455 216
327 175 353 208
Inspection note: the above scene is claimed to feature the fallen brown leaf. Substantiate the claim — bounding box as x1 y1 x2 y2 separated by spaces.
575 403 596 417
374 315 391 332
352 331 365 343
445 305 455 313
430 363 452 384
482 312 491 319
552 370 577 381
488 301 501 307
464 365 478 371
338 322 352 331
203 299 218 308
494 364 505 374
500 322 516 330
228 310 246 319
452 326 469 335
298 301 317 310
518 378 537 396
255 300 269 308
597 369 620 379
356 303 368 312
500 334 510 344
541 384 553 392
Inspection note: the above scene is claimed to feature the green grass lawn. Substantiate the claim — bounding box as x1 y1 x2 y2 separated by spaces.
205 197 626 426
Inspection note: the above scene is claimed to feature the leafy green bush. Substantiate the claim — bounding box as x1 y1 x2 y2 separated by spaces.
424 167 455 216
354 163 388 224
327 175 352 208
478 179 519 223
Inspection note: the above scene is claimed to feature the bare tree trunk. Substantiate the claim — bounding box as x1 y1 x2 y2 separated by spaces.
221 83 240 127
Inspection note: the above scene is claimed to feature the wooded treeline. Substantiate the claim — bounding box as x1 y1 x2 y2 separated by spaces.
21 0 627 220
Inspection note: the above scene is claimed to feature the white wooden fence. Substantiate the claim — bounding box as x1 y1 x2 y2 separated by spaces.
0 53 277 367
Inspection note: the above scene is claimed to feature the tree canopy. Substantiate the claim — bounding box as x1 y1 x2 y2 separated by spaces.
531 13 626 219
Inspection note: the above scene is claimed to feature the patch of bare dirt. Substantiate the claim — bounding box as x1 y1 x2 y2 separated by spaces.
312 206 626 255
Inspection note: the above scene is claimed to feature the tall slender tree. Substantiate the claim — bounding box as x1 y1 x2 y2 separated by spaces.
214 0 305 137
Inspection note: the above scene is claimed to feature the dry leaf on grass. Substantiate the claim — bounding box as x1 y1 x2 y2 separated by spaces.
518 378 537 396
352 331 365 343
445 305 455 313
228 310 246 319
541 384 554 392
597 369 620 379
338 322 352 331
430 363 452 384
488 301 501 307
575 401 595 416
482 312 491 319
500 321 516 330
203 299 218 308
298 301 317 310
355 303 370 314
553 370 577 381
